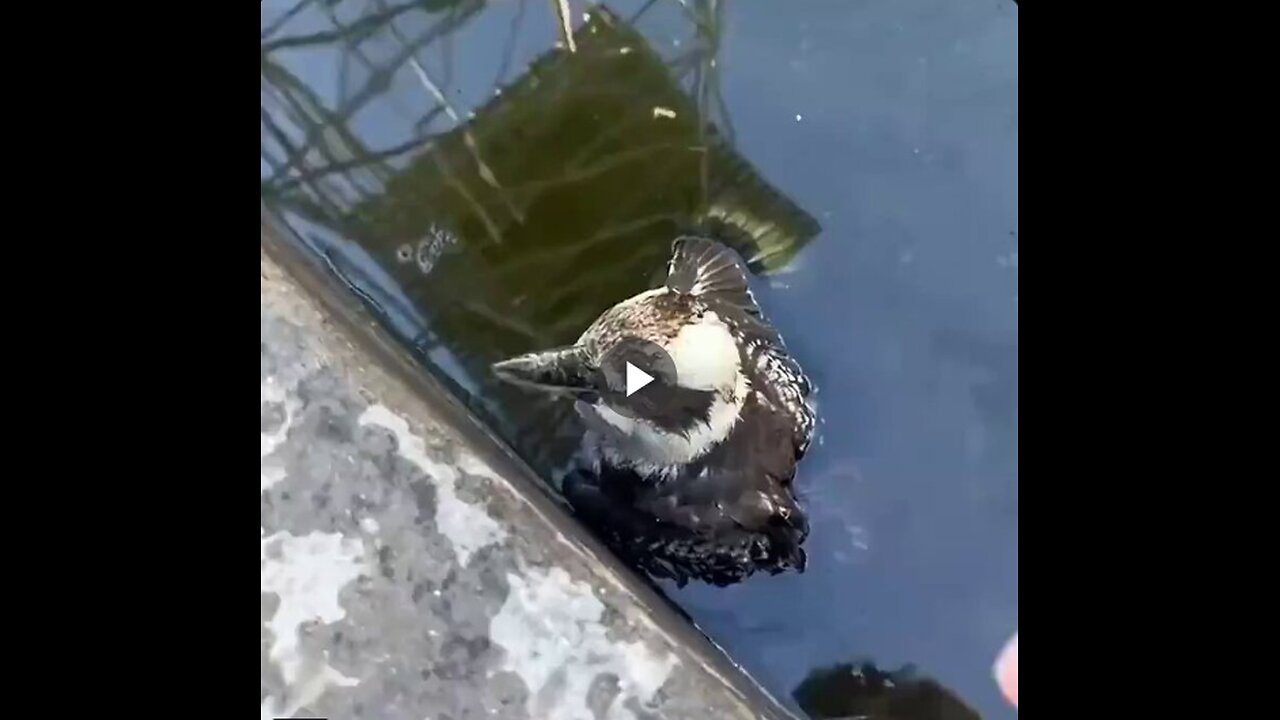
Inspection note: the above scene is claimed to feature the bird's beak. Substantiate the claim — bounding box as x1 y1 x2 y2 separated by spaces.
491 346 598 395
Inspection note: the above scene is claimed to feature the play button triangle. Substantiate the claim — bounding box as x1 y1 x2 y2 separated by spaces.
625 362 654 397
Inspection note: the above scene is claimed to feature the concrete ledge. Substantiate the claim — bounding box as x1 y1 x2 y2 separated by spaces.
260 218 797 720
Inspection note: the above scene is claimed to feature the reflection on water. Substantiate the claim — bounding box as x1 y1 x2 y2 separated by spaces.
264 1 818 477
262 1 1017 718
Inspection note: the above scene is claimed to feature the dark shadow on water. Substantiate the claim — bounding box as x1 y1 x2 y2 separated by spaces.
793 660 982 720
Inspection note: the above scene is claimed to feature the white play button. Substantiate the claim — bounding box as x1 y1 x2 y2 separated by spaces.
625 361 654 397
593 338 677 418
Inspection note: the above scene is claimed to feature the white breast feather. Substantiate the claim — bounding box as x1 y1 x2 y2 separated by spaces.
591 368 750 478
665 311 740 392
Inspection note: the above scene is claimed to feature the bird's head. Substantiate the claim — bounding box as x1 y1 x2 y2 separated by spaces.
492 237 760 467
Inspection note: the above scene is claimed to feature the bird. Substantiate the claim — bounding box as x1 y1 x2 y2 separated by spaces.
492 236 817 586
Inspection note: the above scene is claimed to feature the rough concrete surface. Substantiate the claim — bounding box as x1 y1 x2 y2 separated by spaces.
260 250 784 720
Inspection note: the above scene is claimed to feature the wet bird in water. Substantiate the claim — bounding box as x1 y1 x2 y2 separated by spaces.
492 237 817 586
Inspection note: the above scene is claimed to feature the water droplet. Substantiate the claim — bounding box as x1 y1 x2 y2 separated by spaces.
795 114 803 122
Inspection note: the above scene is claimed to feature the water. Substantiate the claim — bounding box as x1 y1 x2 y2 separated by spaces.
261 1 1018 718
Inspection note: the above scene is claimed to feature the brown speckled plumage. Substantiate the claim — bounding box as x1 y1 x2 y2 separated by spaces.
576 289 695 354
